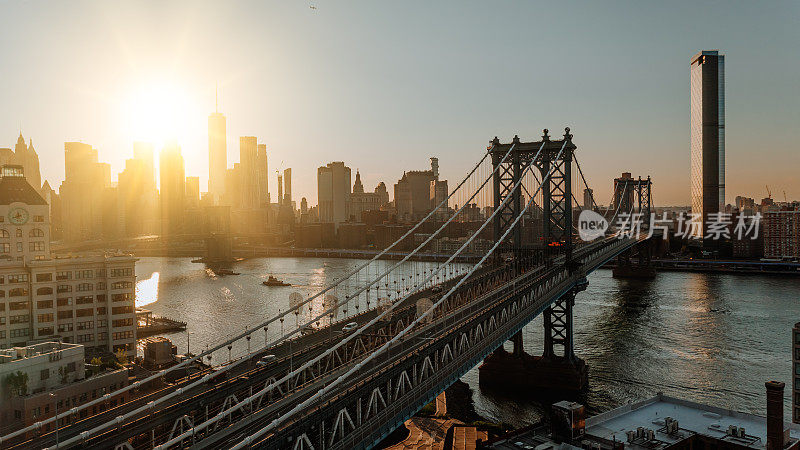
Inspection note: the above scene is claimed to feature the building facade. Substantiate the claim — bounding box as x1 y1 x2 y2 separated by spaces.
159 142 186 236
763 210 800 258
318 162 352 226
690 50 725 238
348 170 389 222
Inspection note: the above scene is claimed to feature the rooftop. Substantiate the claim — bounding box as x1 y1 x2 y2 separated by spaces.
0 170 47 205
0 342 83 365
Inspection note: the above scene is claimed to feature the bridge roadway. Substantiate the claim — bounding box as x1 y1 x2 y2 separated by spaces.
228 237 638 449
10 266 493 449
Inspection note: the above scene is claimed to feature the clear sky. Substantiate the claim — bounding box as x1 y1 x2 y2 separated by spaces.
0 1 798 206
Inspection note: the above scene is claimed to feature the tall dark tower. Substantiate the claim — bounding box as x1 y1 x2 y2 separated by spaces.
690 50 725 239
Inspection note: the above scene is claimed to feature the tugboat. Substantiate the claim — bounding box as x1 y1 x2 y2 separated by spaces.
262 275 291 287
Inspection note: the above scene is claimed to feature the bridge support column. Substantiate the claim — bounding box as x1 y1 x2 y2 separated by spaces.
479 287 588 394
612 241 656 279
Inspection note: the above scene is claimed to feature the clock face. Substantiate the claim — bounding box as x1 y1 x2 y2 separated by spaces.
9 208 29 225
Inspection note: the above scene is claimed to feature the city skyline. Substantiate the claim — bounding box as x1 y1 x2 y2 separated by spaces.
1 1 799 206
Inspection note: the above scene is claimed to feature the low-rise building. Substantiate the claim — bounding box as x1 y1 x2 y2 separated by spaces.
763 210 800 258
0 341 129 433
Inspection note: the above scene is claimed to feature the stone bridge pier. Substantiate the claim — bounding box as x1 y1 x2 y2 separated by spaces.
478 284 588 394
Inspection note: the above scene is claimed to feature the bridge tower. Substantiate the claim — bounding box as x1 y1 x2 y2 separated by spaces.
490 128 577 259
482 128 587 394
611 173 656 278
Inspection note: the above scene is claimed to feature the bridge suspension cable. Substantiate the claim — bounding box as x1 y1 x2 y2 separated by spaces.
15 144 509 449
226 140 565 450
153 141 530 448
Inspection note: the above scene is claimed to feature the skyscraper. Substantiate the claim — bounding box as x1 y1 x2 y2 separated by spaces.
159 141 186 236
257 143 268 206
133 141 155 191
690 50 725 237
283 168 292 206
208 104 227 203
318 161 351 225
239 136 259 209
60 142 108 241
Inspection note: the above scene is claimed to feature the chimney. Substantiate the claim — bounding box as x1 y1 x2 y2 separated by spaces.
766 381 785 450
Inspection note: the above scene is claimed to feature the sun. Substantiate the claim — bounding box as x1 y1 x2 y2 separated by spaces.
122 80 198 149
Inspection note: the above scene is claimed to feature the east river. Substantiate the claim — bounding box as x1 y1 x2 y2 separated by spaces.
134 256 798 425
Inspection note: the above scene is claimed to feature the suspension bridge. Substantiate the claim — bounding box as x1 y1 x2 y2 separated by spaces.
1 128 656 450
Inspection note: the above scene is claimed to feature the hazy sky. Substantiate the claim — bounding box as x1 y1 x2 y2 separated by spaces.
1 1 798 206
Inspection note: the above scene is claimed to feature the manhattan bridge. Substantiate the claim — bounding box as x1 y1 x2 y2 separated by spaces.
1 127 655 450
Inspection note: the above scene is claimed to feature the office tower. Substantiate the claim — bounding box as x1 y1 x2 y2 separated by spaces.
133 141 155 190
277 173 283 207
239 137 259 209
394 158 441 222
318 162 352 225
117 158 148 237
208 104 227 203
257 143 268 206
690 50 725 237
59 142 109 242
185 176 200 210
301 197 308 214
583 188 594 210
159 141 186 236
283 168 292 206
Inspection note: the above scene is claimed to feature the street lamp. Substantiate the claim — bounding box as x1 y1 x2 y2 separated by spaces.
49 392 59 449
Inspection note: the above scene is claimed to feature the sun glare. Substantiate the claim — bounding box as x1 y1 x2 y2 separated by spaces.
123 81 198 149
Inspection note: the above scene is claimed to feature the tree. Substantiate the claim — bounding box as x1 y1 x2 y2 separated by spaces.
115 348 128 365
4 371 29 396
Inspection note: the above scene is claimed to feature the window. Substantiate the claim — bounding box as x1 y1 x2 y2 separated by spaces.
112 331 134 340
9 288 27 297
57 285 72 293
57 310 73 320
110 268 133 277
58 323 73 332
112 318 133 327
111 306 133 315
15 229 22 238
10 314 29 324
0 275 4 284
76 283 93 292
0 229 8 238
29 242 45 252
96 282 106 290
0 243 9 254
95 269 106 278
56 271 72 281
76 308 93 317
9 301 29 311
76 296 93 305
35 273 52 282
77 334 93 343
33 215 44 223
37 313 54 323
8 274 29 283
77 320 94 330
37 287 53 295
16 242 22 252
38 327 54 336
112 293 133 303
0 290 5 298
97 294 106 303
111 281 133 290
75 270 93 280
37 300 53 309
10 328 29 337
96 307 107 315
40 369 51 381
57 297 72 306
29 228 44 237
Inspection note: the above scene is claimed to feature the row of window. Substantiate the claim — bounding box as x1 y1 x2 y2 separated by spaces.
0 268 133 285
0 227 45 238
0 242 45 253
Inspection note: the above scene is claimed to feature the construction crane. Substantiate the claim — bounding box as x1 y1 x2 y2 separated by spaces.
766 185 772 199
784 191 788 202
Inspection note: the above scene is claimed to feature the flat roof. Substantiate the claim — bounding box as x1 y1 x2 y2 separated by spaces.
585 393 800 450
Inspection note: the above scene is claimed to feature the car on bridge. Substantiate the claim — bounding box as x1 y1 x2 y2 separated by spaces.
341 322 359 333
256 354 277 367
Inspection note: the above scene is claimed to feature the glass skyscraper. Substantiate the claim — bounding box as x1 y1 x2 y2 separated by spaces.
690 50 725 238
